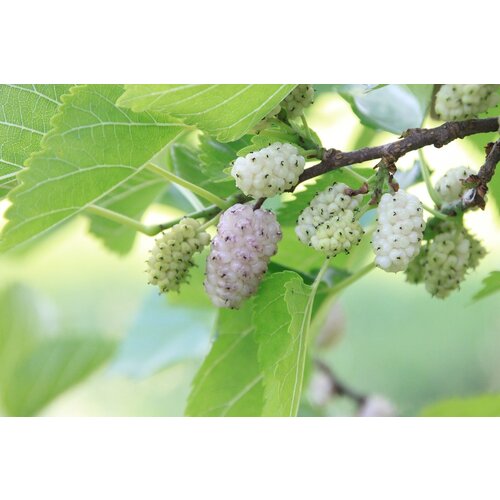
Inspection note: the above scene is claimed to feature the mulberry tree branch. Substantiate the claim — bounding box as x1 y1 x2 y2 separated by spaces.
298 117 499 184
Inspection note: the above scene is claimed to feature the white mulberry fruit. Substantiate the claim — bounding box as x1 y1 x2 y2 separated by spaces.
147 218 210 293
372 191 424 273
231 142 305 199
295 183 364 257
434 166 475 203
282 84 315 118
204 204 282 309
424 228 471 298
434 84 500 120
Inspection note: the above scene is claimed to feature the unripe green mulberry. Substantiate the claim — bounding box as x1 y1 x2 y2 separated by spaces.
467 232 487 269
295 183 364 257
434 84 499 120
405 244 428 284
146 218 210 294
282 84 315 118
424 228 470 298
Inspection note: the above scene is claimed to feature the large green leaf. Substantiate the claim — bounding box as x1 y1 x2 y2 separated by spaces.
473 271 500 302
0 284 49 395
420 394 500 417
0 84 72 198
110 291 214 378
340 84 433 135
117 84 296 142
185 301 264 417
2 336 115 416
253 272 312 416
0 85 185 251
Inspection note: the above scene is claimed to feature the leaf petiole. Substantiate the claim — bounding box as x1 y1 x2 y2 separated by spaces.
146 162 228 209
418 149 443 207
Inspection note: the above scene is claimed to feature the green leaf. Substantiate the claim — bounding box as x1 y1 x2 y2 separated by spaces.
341 84 433 134
420 394 500 417
0 84 72 198
473 271 500 302
185 300 264 416
0 284 48 394
236 121 304 157
117 84 296 142
110 291 214 378
2 336 115 416
253 272 313 416
0 85 185 252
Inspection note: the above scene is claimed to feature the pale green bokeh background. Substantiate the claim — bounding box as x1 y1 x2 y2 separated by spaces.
0 90 498 416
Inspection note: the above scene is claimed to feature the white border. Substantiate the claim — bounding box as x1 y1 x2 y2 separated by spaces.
1 418 499 499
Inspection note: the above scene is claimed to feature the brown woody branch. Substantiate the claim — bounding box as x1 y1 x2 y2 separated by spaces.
298 117 499 184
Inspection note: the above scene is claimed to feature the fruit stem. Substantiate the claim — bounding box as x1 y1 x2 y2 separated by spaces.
344 166 369 183
146 162 227 209
418 149 443 207
199 213 221 231
422 203 448 220
86 205 158 236
300 114 313 142
326 262 376 297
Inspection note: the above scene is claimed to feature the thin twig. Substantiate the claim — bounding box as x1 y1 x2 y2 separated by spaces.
314 359 366 405
298 117 499 184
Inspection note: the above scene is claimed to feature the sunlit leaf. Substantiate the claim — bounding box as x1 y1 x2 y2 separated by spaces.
117 84 296 142
0 85 185 252
0 84 72 198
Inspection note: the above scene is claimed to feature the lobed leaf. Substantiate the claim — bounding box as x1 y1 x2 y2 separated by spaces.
0 84 72 198
0 85 185 252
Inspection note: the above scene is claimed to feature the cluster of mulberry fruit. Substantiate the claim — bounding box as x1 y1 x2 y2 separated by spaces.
231 142 305 199
146 131 490 308
204 204 282 309
295 183 364 257
372 191 424 273
146 218 210 293
434 84 499 120
405 222 486 298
